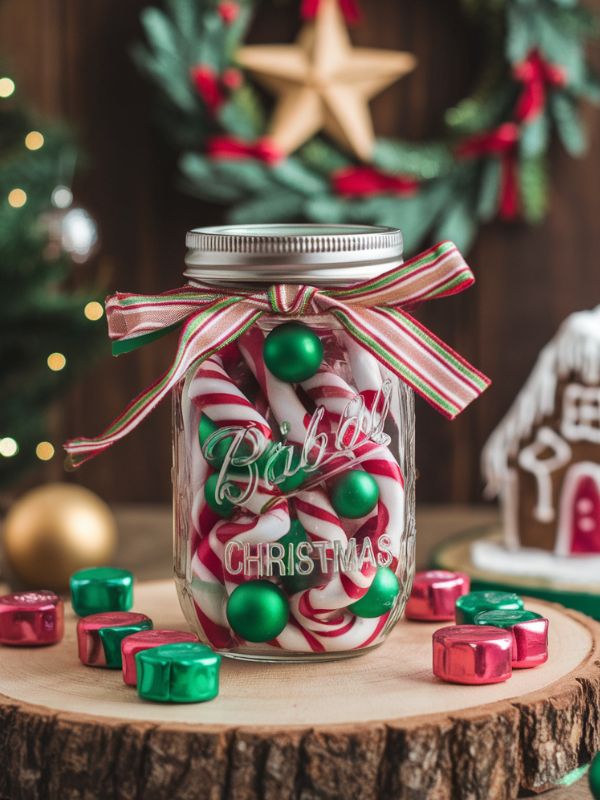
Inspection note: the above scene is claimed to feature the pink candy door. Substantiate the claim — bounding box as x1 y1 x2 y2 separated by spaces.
556 463 600 555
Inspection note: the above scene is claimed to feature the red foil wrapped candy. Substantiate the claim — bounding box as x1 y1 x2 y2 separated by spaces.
0 590 64 646
432 624 513 685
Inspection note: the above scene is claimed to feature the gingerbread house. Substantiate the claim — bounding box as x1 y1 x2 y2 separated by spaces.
482 306 600 556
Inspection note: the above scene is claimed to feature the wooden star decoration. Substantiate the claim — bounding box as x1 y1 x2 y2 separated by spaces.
236 0 417 162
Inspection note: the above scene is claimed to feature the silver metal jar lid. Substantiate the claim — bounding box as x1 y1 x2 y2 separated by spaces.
184 224 403 286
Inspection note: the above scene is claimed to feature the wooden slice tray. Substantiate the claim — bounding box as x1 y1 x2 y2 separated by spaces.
433 524 600 621
1 580 600 800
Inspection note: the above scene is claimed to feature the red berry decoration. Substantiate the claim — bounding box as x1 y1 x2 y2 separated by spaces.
218 1 239 24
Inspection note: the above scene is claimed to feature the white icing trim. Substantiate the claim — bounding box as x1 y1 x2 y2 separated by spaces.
561 383 600 444
471 539 600 585
482 306 600 496
555 461 600 556
517 427 572 523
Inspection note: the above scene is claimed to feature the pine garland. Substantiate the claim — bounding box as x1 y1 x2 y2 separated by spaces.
135 0 600 253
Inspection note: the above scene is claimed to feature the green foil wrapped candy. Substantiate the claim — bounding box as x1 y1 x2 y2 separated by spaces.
98 616 153 669
590 751 600 799
137 642 221 703
455 591 524 625
70 566 134 617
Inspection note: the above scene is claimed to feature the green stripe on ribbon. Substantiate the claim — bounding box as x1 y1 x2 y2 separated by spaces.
112 322 182 356
332 309 460 418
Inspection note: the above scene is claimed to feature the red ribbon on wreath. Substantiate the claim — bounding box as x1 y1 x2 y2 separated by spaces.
301 0 361 24
514 49 567 123
207 136 283 164
332 166 419 197
456 123 520 220
190 66 243 114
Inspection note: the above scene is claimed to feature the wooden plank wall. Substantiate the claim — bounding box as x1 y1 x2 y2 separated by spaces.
0 0 599 504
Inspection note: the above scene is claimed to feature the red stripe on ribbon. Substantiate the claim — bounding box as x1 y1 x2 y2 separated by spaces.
206 135 283 164
456 123 520 220
332 166 419 197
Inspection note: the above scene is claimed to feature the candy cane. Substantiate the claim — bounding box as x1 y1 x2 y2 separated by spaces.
344 334 404 440
188 353 328 651
188 354 272 440
238 327 312 445
239 329 390 644
190 338 401 653
301 364 405 562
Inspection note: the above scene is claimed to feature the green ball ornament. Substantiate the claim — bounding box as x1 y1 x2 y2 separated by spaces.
268 447 309 494
590 752 600 799
198 415 232 468
204 474 235 518
263 321 323 383
279 520 312 593
226 580 289 642
330 470 379 519
349 567 400 618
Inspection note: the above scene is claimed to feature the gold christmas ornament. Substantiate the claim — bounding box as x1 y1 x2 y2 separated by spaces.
237 0 416 161
2 483 117 591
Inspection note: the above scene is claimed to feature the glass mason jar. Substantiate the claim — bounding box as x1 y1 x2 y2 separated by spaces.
173 225 416 661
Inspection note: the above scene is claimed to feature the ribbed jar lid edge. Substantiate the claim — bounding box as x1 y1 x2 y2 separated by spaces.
185 224 403 259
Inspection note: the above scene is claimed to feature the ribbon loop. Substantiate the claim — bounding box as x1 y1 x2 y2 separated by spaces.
64 241 490 468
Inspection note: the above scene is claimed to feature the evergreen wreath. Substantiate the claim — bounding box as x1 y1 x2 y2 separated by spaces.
135 0 600 254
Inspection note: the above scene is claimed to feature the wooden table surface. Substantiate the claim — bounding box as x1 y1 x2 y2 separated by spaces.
1 503 593 799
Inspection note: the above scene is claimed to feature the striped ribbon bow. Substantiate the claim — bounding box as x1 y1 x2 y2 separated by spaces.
65 241 490 468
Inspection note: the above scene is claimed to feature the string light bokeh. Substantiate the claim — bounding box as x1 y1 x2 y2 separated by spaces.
25 130 44 150
0 77 15 98
8 188 27 208
1 75 104 465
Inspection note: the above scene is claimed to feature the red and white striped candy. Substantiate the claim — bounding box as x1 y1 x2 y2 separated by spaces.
239 328 395 646
189 354 272 441
238 328 312 445
185 333 404 654
300 364 405 559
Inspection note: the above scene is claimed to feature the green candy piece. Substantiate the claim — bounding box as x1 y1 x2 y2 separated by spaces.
330 470 379 519
263 321 323 383
198 415 232 467
226 580 289 642
98 617 153 669
204 473 236 518
455 591 524 625
267 447 309 494
279 520 312 593
474 609 542 629
590 751 600 799
137 642 221 703
70 566 134 617
349 567 400 618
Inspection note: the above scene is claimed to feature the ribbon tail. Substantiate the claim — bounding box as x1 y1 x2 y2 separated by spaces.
328 241 475 308
64 301 263 468
106 287 220 349
332 305 490 419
